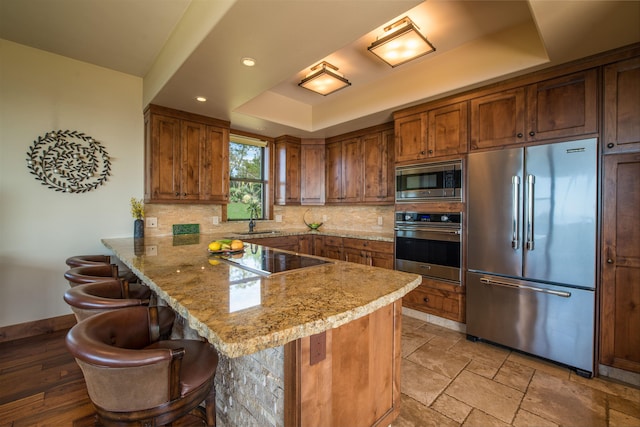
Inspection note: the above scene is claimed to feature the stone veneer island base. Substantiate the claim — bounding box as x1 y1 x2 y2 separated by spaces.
102 235 419 427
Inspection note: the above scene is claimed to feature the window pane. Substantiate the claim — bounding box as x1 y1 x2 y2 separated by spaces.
229 181 263 220
228 140 265 221
230 142 262 179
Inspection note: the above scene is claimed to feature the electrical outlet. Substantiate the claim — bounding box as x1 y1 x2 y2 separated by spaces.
275 214 283 223
377 216 383 226
145 245 157 256
212 216 219 225
146 217 157 228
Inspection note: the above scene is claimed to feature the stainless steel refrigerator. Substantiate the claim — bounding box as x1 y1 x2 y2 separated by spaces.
466 138 597 376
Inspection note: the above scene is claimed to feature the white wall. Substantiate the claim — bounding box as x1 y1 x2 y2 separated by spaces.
0 40 144 327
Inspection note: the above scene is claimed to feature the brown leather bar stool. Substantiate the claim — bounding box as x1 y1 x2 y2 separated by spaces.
66 306 218 426
63 279 174 339
66 255 140 283
65 255 113 268
64 265 150 300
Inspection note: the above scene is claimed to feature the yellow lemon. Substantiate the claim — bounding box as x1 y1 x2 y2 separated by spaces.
230 240 244 250
208 259 219 266
208 241 222 251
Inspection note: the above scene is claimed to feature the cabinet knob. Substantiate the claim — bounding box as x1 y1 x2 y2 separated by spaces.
423 297 430 303
607 258 614 264
175 192 179 196
517 133 523 138
607 143 615 149
428 150 434 154
529 131 535 137
420 150 426 155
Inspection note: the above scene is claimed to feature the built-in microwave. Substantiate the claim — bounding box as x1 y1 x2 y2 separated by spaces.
395 160 462 202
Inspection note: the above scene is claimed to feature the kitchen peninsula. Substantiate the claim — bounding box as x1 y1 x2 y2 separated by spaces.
102 235 421 427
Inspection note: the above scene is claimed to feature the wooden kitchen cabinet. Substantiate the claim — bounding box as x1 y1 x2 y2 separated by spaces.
470 69 598 150
326 123 394 205
245 235 299 252
300 140 325 205
402 277 465 323
320 236 343 260
603 57 640 154
144 104 230 203
325 137 362 204
600 152 640 373
342 238 393 269
274 136 301 205
362 129 395 203
395 102 468 163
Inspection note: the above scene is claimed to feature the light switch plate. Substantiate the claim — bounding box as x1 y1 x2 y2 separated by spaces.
275 214 283 223
212 216 219 225
146 217 157 228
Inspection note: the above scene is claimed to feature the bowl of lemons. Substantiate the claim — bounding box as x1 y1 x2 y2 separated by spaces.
208 239 244 253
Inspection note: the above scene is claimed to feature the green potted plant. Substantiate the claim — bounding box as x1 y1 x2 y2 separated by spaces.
130 197 144 238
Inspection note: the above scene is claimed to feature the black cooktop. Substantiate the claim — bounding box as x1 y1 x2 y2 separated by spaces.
218 244 331 276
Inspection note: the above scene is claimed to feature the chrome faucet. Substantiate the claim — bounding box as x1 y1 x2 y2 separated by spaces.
248 212 256 233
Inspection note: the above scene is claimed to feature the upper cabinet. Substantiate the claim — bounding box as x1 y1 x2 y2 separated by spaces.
144 105 230 204
395 101 468 163
470 69 598 150
300 140 325 205
274 136 301 205
326 123 394 205
603 57 640 154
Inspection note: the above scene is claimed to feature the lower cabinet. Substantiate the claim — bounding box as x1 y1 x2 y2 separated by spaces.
402 277 465 323
245 235 299 252
342 238 394 269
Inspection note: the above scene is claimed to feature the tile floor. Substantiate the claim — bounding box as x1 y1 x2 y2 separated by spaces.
397 315 640 427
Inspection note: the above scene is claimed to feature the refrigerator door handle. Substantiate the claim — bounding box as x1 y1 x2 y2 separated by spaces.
526 174 535 251
480 277 571 298
512 176 520 249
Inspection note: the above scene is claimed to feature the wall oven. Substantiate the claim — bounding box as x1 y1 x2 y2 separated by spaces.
396 160 462 202
394 212 462 283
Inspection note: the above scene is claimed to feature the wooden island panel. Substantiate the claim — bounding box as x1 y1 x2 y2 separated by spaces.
285 302 401 427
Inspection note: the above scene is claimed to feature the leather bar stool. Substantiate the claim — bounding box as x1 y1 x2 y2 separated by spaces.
63 279 174 339
64 265 150 300
65 306 218 426
65 255 113 268
66 255 140 283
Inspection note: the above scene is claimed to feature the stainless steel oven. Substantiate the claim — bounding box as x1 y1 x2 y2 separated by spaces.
394 212 462 283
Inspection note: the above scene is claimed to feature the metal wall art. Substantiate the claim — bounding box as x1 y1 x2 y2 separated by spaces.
26 129 111 193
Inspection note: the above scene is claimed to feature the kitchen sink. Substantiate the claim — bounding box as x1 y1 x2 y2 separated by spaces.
234 230 282 236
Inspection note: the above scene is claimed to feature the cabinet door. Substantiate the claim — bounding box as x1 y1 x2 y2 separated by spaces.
341 137 362 203
470 88 526 150
201 125 229 203
147 114 181 201
428 101 468 157
395 114 426 162
275 139 301 205
604 57 640 154
369 251 394 270
325 141 343 203
180 120 206 201
344 247 368 265
527 69 598 142
600 153 640 373
362 130 394 203
301 142 325 205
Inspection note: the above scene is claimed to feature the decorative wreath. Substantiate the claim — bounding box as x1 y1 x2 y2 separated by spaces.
25 130 111 193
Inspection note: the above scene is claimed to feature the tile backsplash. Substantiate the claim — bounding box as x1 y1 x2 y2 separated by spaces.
143 204 395 237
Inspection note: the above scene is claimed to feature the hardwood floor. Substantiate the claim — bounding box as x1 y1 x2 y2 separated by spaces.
0 330 96 426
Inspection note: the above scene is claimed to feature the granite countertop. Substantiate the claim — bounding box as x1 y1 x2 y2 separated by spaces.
102 235 420 358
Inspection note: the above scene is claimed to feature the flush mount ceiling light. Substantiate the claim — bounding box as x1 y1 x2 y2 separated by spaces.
241 57 256 67
298 61 351 96
368 16 435 67
195 96 207 102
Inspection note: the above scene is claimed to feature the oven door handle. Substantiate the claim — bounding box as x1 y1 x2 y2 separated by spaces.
394 227 460 234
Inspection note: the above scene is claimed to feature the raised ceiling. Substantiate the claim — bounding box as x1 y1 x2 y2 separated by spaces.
1 0 639 139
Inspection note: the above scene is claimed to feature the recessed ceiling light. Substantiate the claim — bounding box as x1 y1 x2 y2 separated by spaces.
195 96 207 102
242 57 256 67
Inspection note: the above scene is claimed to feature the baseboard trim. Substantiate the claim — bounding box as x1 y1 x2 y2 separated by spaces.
0 314 76 343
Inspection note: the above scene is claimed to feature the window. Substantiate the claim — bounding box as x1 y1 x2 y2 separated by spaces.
228 136 267 220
